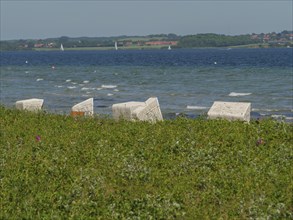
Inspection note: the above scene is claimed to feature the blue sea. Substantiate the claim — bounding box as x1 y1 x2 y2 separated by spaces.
1 48 292 121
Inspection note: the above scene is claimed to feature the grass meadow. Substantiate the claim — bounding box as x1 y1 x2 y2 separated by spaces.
1 106 292 219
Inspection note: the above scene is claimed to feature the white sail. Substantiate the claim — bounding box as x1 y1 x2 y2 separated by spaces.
60 44 64 51
168 45 171 50
115 41 118 50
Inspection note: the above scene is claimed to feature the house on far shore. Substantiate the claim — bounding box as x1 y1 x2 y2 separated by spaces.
34 43 45 48
263 35 270 42
145 41 178 46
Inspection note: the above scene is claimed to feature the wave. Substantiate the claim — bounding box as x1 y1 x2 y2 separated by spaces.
83 80 90 84
65 79 71 82
67 86 76 89
107 93 114 96
81 87 95 91
253 108 293 112
36 78 43 81
271 115 293 120
102 84 117 89
229 92 252 97
186 105 208 110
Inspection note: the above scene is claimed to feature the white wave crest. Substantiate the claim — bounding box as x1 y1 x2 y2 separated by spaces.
229 92 252 97
271 115 293 120
102 84 117 89
83 80 90 84
36 78 43 81
67 86 76 89
253 108 292 112
107 93 114 96
81 87 95 91
186 105 208 110
65 79 71 82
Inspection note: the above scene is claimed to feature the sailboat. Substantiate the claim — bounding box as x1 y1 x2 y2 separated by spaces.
60 44 64 51
115 41 118 50
168 45 171 50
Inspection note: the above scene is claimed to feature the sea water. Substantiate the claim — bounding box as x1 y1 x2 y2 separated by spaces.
1 48 292 121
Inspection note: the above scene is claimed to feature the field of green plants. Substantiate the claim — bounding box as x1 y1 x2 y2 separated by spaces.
1 106 292 219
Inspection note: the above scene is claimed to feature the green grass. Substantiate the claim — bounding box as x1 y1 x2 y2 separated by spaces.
1 106 292 219
34 47 114 51
33 45 164 51
230 43 270 48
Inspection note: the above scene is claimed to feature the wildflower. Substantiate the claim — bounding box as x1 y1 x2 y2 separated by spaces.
35 135 41 142
256 138 265 146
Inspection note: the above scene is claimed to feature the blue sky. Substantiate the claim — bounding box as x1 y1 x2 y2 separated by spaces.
1 1 292 40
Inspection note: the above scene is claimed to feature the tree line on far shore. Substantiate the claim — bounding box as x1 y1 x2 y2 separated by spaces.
178 34 258 47
1 31 292 51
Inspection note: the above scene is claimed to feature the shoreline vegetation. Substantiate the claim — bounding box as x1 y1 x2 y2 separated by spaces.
1 106 292 218
1 30 292 51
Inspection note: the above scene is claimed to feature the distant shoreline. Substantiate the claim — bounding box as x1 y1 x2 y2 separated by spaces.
1 31 292 51
1 44 291 52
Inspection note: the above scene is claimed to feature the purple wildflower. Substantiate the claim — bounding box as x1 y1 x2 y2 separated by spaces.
36 135 41 142
256 138 265 146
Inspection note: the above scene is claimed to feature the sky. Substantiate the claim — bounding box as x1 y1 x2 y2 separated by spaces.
0 0 292 40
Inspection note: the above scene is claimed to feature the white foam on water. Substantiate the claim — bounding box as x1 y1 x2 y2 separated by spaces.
229 92 252 97
66 79 71 82
36 78 43 81
113 89 119 92
186 105 208 110
71 82 77 85
67 86 76 89
253 108 292 112
271 115 293 120
83 80 90 84
102 84 117 89
25 71 29 73
271 115 283 119
55 85 63 88
107 93 114 96
97 88 103 90
81 87 95 91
